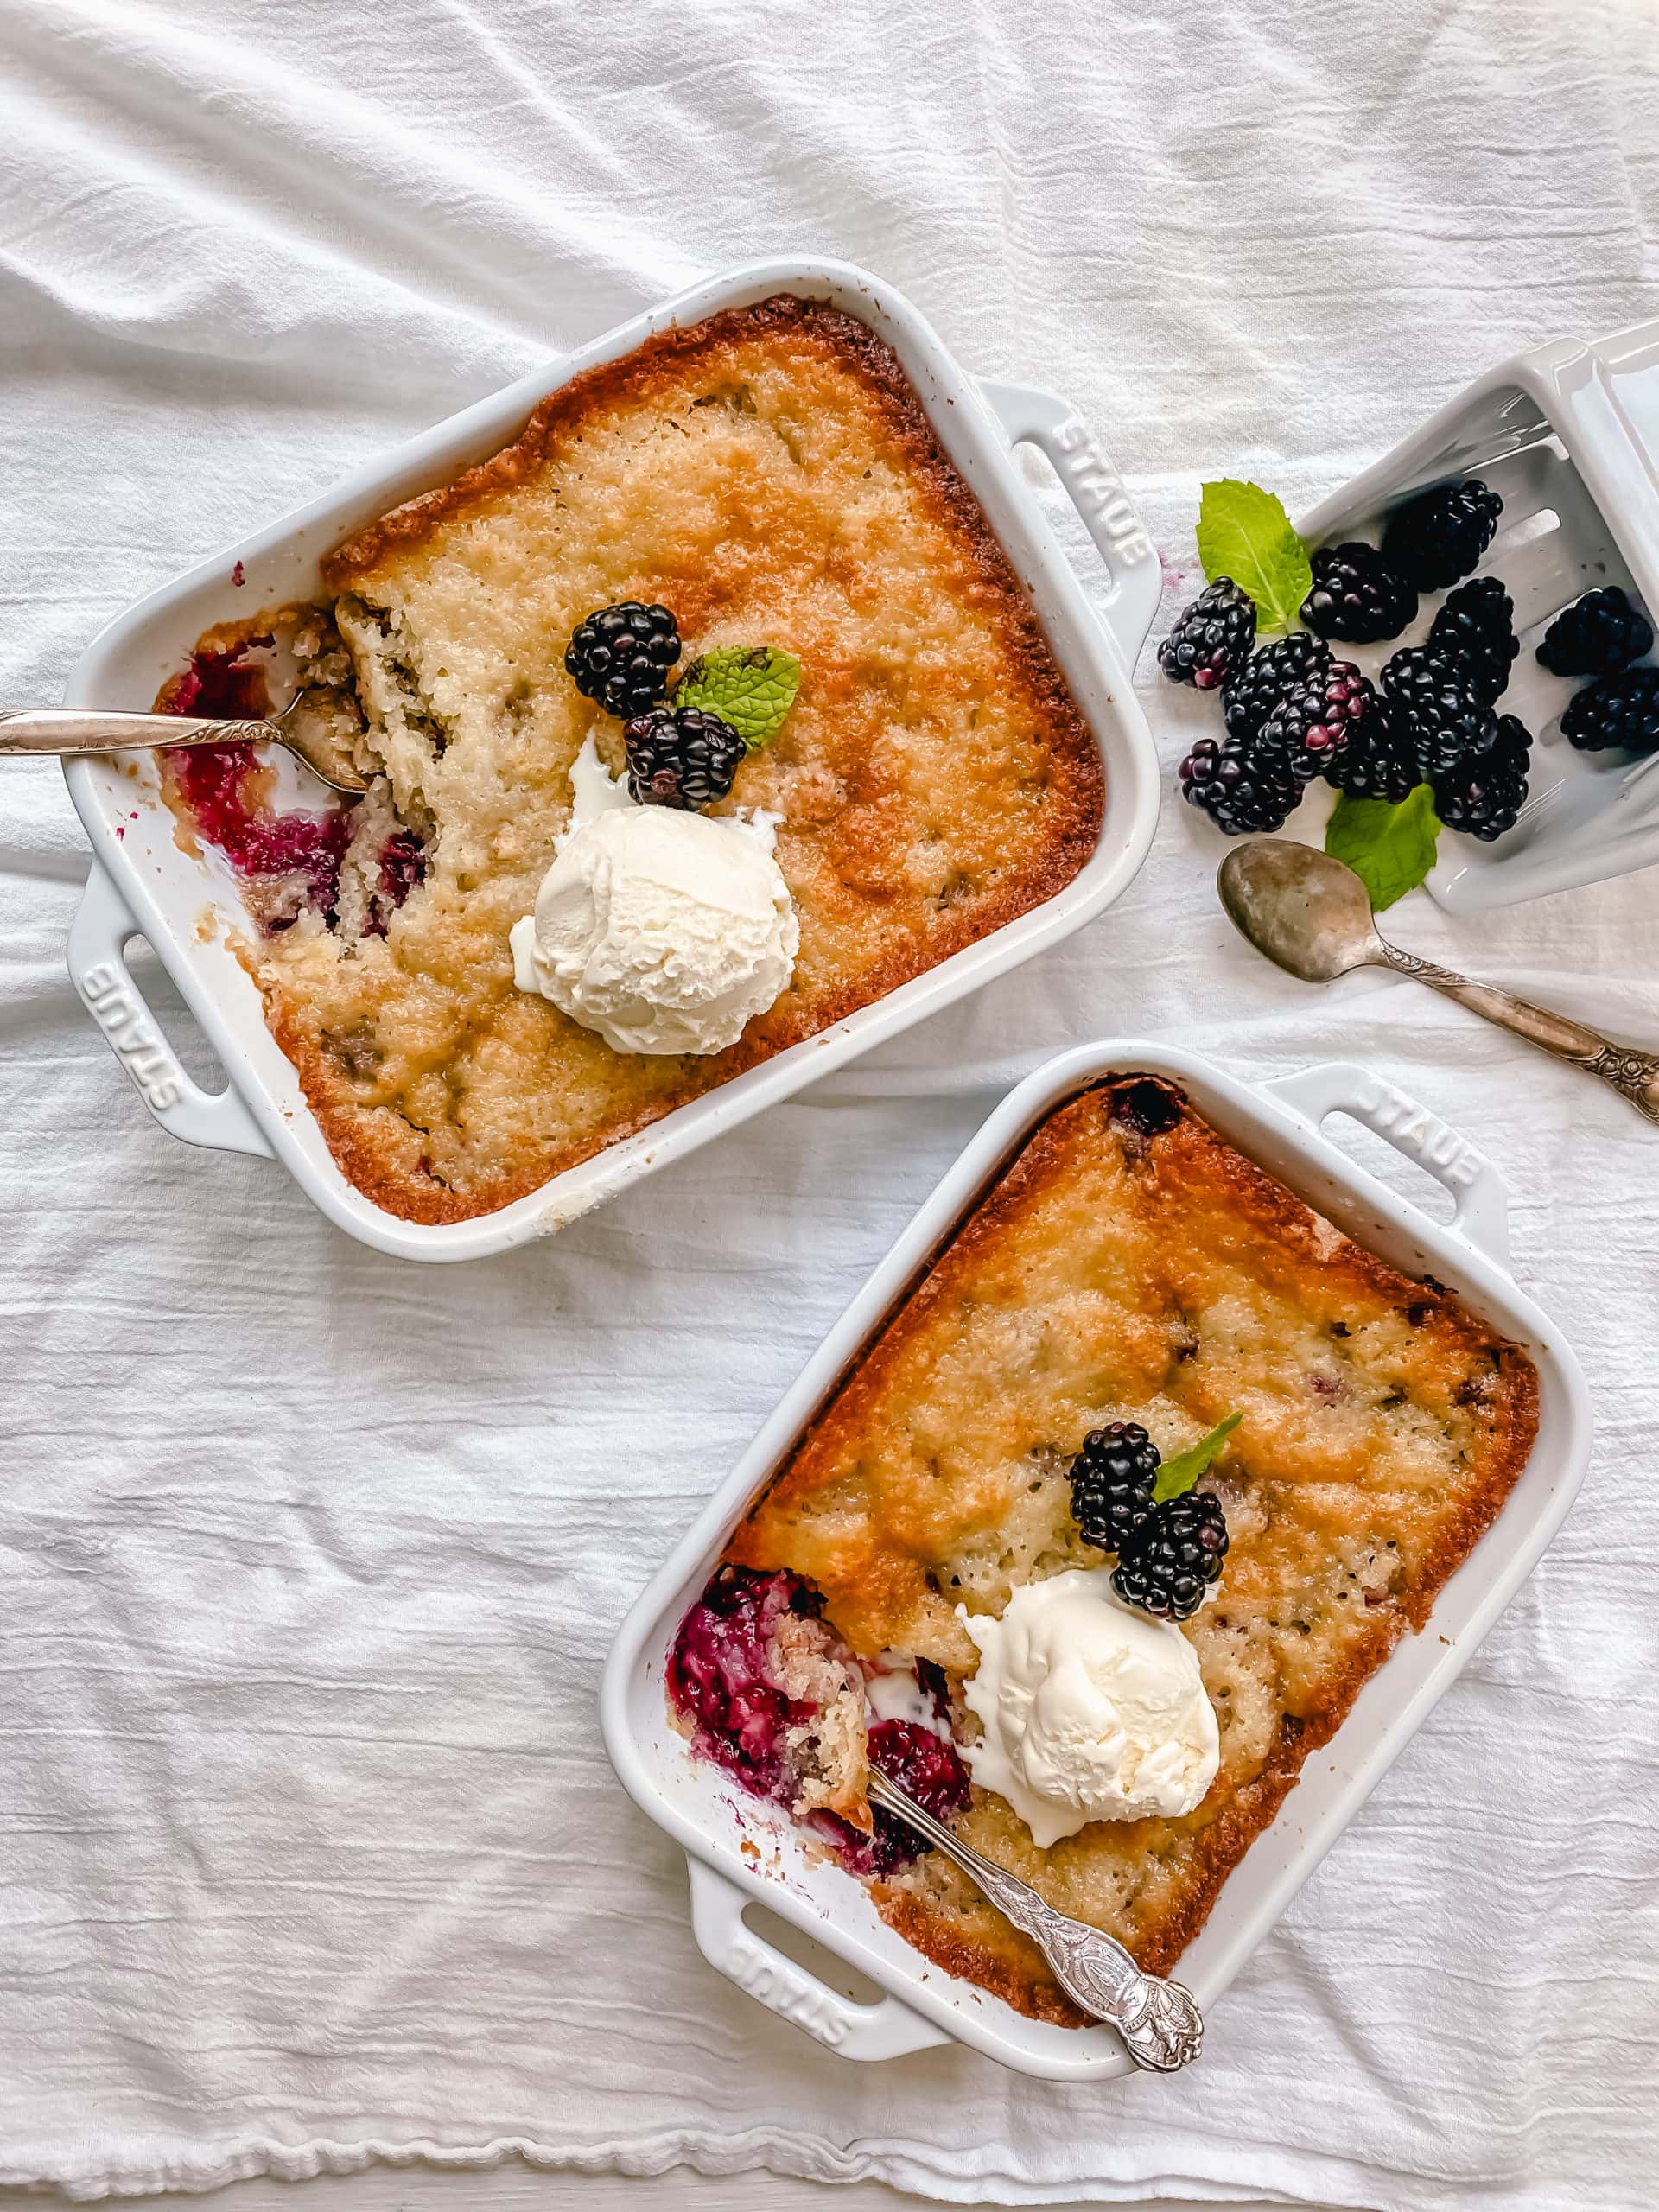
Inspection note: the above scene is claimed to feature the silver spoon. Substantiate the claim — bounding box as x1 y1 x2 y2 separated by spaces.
0 693 371 795
1219 837 1659 1124
866 1766 1204 2070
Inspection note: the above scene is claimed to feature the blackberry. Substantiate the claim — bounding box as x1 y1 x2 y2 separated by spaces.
1537 588 1654 678
565 601 681 718
1432 714 1530 842
1256 658 1378 783
1323 694 1422 803
1559 665 1659 753
1158 578 1256 690
624 705 746 809
1222 632 1331 746
1427 577 1518 707
1178 735 1300 836
1069 1422 1161 1553
1381 645 1497 777
1112 1491 1229 1623
1381 479 1503 593
1106 1076 1185 1140
1300 542 1418 645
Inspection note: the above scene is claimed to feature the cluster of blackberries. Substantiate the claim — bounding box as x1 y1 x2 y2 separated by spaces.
1176 627 1386 835
1535 588 1659 755
565 601 746 810
1165 480 1548 843
1068 1422 1229 1623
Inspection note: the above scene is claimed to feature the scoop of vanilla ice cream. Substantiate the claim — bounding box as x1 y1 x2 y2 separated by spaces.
509 740 798 1056
958 1567 1218 1846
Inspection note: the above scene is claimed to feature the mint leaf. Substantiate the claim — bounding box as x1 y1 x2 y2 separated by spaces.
674 646 801 752
1194 480 1311 635
1325 782 1441 912
1152 1413 1242 1505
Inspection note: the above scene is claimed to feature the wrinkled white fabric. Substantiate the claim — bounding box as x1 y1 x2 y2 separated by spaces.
2 0 1657 2204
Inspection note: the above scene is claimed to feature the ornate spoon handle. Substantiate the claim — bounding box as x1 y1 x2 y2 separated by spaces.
0 707 273 754
1375 940 1659 1123
866 1770 1203 2071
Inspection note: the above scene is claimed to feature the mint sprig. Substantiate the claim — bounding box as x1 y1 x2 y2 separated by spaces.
1325 783 1441 912
1195 480 1311 636
674 645 800 752
1152 1413 1242 1505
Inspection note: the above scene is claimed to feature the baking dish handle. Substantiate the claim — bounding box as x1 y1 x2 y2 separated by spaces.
684 1857 950 2062
978 379 1163 678
67 865 274 1160
1265 1061 1510 1267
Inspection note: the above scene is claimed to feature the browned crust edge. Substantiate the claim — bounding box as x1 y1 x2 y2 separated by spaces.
741 1075 1541 2023
192 296 1103 1225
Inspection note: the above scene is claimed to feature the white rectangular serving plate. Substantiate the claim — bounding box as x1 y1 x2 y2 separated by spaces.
601 1040 1591 2081
60 257 1162 1261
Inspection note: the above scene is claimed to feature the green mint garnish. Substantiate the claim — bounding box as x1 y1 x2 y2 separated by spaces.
1194 480 1312 636
1325 782 1441 912
1152 1413 1243 1504
674 645 800 752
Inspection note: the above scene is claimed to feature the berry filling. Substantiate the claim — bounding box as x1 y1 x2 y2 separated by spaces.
168 740 353 925
163 642 422 936
365 828 428 938
812 1719 973 1878
669 1565 823 1808
670 1565 970 1878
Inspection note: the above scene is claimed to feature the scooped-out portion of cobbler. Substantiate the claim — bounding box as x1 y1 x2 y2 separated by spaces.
670 1075 1540 2026
156 296 1101 1223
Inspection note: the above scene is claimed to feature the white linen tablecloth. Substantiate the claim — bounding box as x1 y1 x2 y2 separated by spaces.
2 0 1656 2202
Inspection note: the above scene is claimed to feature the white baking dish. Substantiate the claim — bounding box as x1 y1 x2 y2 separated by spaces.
601 1041 1591 2081
59 257 1162 1262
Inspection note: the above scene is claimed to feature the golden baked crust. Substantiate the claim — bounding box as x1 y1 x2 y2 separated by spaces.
162 296 1101 1224
728 1075 1540 2023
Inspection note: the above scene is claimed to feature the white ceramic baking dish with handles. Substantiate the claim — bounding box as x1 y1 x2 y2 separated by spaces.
58 257 1162 1262
600 1039 1591 2081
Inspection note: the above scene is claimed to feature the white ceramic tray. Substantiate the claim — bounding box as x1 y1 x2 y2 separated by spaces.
1298 315 1659 912
60 257 1162 1262
601 1041 1591 2080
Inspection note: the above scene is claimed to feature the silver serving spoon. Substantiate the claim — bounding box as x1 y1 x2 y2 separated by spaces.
0 694 370 794
1219 837 1659 1124
867 1767 1203 2070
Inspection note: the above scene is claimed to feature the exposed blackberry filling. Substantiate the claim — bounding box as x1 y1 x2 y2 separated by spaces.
670 1565 969 1878
668 1565 823 1808
167 639 272 721
815 1720 973 1878
1106 1076 1185 1140
365 829 428 938
162 640 421 937
168 735 353 926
